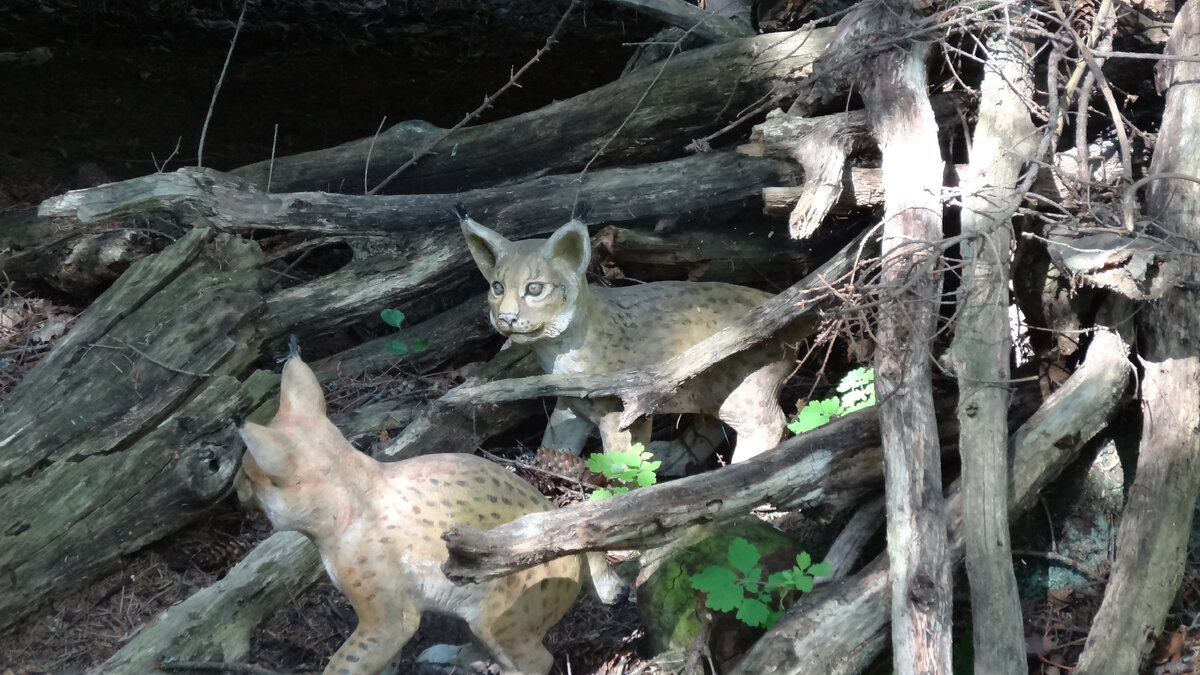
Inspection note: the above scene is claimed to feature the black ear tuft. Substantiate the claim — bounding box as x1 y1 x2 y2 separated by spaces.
277 335 300 364
573 201 591 221
452 202 470 220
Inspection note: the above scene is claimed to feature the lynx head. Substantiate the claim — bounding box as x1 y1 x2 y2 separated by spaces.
237 343 350 537
459 209 590 344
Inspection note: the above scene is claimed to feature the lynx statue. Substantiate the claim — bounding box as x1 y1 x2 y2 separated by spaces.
238 341 616 674
459 207 795 467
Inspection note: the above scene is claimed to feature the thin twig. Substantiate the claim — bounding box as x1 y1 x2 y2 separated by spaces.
90 338 211 378
364 115 387 195
198 0 248 168
368 0 580 195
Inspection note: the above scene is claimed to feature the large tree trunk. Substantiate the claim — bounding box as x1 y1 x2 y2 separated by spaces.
1075 2 1200 671
948 22 1037 675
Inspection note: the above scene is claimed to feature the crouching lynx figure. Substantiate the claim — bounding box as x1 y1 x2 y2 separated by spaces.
459 207 795 466
239 342 619 675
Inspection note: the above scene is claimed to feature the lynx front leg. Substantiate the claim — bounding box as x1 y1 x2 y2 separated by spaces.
596 404 652 456
323 605 418 675
539 397 592 454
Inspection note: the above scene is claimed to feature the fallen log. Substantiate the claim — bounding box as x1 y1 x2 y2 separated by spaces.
10 150 787 313
228 27 834 194
0 227 271 635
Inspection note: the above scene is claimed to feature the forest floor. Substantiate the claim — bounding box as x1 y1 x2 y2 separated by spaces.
5 1 1200 674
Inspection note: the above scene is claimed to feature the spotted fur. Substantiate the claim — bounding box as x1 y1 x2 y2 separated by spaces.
461 210 796 464
238 350 592 675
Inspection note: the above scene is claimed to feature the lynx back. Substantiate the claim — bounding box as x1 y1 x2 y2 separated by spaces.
459 207 795 467
238 346 585 675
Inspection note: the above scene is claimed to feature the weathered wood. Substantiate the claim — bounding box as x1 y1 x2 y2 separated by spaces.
844 2 953 669
948 23 1037 675
439 386 1042 581
440 232 871 427
732 327 1132 674
19 151 787 326
91 531 323 675
601 0 754 43
590 224 828 284
229 28 833 195
1075 3 1200 671
0 227 271 635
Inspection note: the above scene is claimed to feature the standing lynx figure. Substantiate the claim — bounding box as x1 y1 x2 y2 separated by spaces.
238 342 600 675
459 206 795 464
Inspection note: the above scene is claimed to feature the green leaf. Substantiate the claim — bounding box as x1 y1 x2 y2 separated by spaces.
635 468 657 487
590 489 613 500
691 566 743 612
387 340 409 355
735 597 773 627
794 574 814 593
610 486 629 496
766 570 791 590
793 397 840 432
809 561 833 577
585 453 612 474
380 309 406 327
609 450 643 467
795 551 812 570
727 538 761 575
411 338 429 352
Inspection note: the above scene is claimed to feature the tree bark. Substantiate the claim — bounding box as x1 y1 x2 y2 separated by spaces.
1075 2 1200 671
0 227 271 635
948 23 1036 675
732 326 1132 674
12 150 787 312
227 28 833 195
846 1 952 669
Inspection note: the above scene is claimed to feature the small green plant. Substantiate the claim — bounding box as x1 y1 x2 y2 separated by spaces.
380 309 428 356
585 443 660 500
788 366 876 434
690 537 832 628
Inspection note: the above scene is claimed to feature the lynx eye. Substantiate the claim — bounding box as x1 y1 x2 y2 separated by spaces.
491 281 504 296
525 282 545 296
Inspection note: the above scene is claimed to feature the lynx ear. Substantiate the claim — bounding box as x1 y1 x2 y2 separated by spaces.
238 421 293 482
459 210 511 279
542 218 590 277
277 355 326 421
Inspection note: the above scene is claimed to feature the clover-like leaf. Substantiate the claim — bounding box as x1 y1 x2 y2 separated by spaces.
727 538 761 576
735 597 773 628
387 340 409 355
380 309 406 327
692 566 743 612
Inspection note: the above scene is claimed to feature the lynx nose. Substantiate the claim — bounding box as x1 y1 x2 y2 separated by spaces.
495 312 519 329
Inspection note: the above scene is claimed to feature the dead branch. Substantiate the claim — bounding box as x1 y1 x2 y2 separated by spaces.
732 326 1133 674
1074 2 1200 671
948 19 1038 675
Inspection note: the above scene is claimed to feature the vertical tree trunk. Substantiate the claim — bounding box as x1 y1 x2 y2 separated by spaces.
949 22 1036 675
858 3 953 670
1075 1 1200 671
